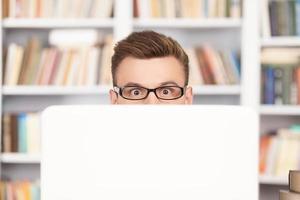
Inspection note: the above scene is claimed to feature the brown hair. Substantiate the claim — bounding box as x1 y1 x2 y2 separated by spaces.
111 30 189 86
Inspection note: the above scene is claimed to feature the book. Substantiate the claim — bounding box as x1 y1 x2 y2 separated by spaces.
4 32 114 86
260 127 300 177
267 0 299 36
6 0 114 18
185 48 203 85
260 63 300 105
134 0 242 19
259 134 272 174
2 113 40 154
0 181 40 200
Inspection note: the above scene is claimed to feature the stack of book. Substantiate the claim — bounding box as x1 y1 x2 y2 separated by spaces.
4 30 113 86
260 126 300 177
261 48 300 105
0 180 40 200
280 171 300 200
133 0 242 19
186 46 240 86
3 0 114 18
262 0 300 37
2 113 40 154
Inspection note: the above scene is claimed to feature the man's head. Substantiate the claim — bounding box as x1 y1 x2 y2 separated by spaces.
109 31 193 104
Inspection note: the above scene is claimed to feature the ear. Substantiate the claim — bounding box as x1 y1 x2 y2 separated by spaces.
109 89 118 104
184 87 193 104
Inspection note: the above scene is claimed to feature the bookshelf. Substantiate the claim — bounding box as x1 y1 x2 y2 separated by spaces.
0 0 273 199
259 0 300 199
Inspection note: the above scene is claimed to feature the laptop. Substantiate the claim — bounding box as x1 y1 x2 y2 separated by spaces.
41 105 258 200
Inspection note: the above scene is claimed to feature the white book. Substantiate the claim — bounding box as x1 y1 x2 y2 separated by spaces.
54 50 68 85
138 0 151 19
66 51 80 86
165 0 176 18
4 43 17 85
9 0 16 18
208 0 217 18
10 46 24 85
86 47 100 86
26 113 41 154
80 0 92 18
261 0 271 38
100 36 113 85
77 48 89 86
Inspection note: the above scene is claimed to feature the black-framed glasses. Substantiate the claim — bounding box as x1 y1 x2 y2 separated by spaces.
113 85 185 100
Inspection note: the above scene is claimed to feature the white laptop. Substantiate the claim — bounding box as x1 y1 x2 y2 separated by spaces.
41 105 258 200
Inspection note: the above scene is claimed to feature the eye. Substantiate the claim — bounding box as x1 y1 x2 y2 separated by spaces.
162 89 170 95
131 89 141 96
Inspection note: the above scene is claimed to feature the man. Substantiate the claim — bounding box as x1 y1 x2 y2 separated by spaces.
109 31 193 104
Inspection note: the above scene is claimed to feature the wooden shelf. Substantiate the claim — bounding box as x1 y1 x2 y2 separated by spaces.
259 175 288 185
260 105 300 116
133 18 242 29
2 85 240 96
1 153 41 164
2 18 114 29
261 37 300 47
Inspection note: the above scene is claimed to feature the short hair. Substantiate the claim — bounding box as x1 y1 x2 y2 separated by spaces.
111 30 189 86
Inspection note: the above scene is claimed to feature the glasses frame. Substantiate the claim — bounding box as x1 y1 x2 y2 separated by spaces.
113 85 186 101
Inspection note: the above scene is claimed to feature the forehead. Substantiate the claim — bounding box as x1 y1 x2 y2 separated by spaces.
115 56 185 87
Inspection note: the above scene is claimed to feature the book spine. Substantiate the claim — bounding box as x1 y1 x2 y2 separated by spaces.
282 67 292 104
265 67 275 104
269 1 279 36
274 67 284 105
18 113 27 153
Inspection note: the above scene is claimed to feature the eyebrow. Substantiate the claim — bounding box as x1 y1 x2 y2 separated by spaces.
123 81 180 87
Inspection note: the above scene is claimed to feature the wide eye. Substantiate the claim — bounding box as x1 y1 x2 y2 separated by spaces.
157 86 182 99
122 87 147 99
131 89 142 96
161 88 171 96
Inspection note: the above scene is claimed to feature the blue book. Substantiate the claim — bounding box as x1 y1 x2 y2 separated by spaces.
265 67 275 105
31 183 41 200
18 113 27 153
230 51 241 77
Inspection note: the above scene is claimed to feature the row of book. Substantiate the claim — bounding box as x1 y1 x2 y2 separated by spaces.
2 113 40 154
262 0 300 37
261 65 299 105
261 48 300 105
133 0 242 19
3 0 114 18
4 30 113 86
0 181 40 200
259 126 300 177
187 47 240 85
